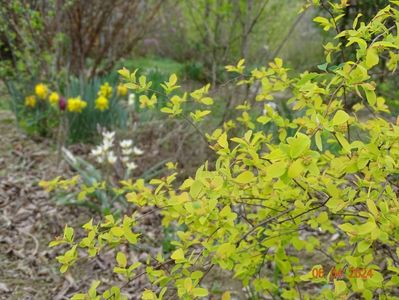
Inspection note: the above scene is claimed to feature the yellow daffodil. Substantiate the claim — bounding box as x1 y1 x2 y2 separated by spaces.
25 95 37 108
49 92 60 105
67 96 87 113
117 84 128 97
95 96 109 111
98 82 113 98
35 83 48 100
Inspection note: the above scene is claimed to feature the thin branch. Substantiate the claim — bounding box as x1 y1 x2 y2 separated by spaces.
277 197 331 225
236 207 295 245
270 9 307 59
315 247 337 264
198 263 215 285
181 114 210 146
233 200 285 212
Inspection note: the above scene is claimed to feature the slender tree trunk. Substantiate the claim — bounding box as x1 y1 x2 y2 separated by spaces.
241 0 253 60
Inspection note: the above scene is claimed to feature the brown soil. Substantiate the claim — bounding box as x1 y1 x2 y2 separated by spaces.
0 110 92 299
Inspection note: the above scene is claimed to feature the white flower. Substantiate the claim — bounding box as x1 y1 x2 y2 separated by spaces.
128 94 135 106
102 130 115 141
96 156 104 163
120 139 133 148
121 156 130 163
102 131 115 150
103 139 114 151
133 146 144 155
91 146 103 157
127 162 137 170
330 233 340 241
122 148 133 156
107 151 117 164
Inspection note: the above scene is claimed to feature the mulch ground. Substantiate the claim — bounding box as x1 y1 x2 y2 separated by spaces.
0 111 159 299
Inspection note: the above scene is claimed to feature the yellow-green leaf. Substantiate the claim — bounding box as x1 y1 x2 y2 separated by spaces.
169 73 177 86
268 161 288 178
315 131 323 151
366 198 379 217
118 67 130 79
64 225 74 242
116 252 127 268
288 133 310 158
189 180 203 198
221 291 231 300
317 211 328 223
200 97 214 105
192 288 208 297
366 47 379 68
235 171 256 184
142 290 157 300
110 227 124 237
123 223 139 244
364 88 376 106
332 110 349 126
216 243 235 258
334 280 346 295
217 132 228 149
288 159 304 178
357 221 376 235
171 248 185 262
357 240 372 253
368 270 383 285
335 132 351 153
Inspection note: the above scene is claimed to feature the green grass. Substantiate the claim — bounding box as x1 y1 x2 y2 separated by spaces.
117 57 185 76
0 81 11 110
0 98 9 110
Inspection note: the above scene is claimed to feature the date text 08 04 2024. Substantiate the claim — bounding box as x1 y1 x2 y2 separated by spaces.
311 266 374 280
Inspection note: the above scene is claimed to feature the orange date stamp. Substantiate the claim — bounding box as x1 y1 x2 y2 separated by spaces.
311 266 374 280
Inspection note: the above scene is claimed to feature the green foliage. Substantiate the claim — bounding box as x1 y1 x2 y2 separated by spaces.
183 61 206 82
0 1 60 82
48 2 399 299
65 76 129 143
380 80 399 113
116 58 187 121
